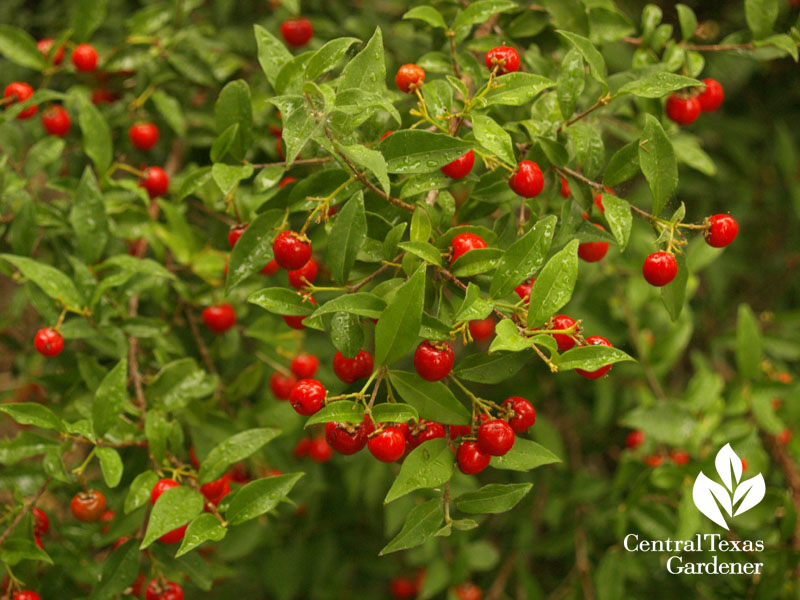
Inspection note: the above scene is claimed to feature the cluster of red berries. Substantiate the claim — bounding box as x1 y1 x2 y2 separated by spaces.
666 78 724 126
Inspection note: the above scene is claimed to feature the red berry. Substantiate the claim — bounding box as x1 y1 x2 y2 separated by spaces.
551 314 577 352
32 507 49 536
200 477 231 507
288 258 318 289
129 122 160 150
508 160 544 198
645 454 663 468
406 419 446 450
778 429 793 444
449 425 472 440
291 353 319 378
450 232 487 262
41 105 71 136
441 150 475 179
485 46 520 74
279 176 296 188
625 430 644 449
34 327 64 357
280 18 314 47
91 88 117 105
413 340 454 382
202 303 236 333
502 397 536 434
665 94 701 125
12 592 41 600
140 166 169 198
704 214 738 248
390 576 418 599
289 378 326 416
37 38 64 65
575 336 614 380
697 78 724 112
468 318 495 341
741 457 748 471
515 280 533 304
70 489 107 522
367 427 406 462
294 437 312 459
578 224 609 263
477 419 515 456
395 64 425 93
380 131 394 142
560 177 571 198
4 82 37 119
282 294 316 329
670 450 690 466
642 251 678 287
158 524 187 544
273 230 312 270
333 350 374 384
454 582 483 600
270 371 297 400
457 441 491 474
325 418 372 455
145 579 184 600
228 224 247 249
309 437 333 463
261 259 279 275
150 478 180 505
71 43 98 72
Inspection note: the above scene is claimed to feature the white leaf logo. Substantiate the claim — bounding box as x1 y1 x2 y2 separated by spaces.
692 444 765 529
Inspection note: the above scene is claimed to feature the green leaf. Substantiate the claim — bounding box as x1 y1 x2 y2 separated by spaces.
676 4 698 41
745 0 779 40
212 163 253 195
145 359 217 411
305 38 359 81
616 72 701 98
451 248 503 277
488 319 532 354
603 142 640 186
339 145 390 195
454 483 533 514
77 95 113 175
472 114 515 166
70 0 108 42
305 401 365 427
736 304 762 380
309 293 386 320
397 241 442 266
380 499 443 555
141 486 204 549
489 438 561 471
453 283 493 322
490 216 557 299
527 240 579 327
145 410 170 465
403 7 447 29
380 130 473 175
0 538 52 566
595 550 625 600
88 539 139 600
542 0 589 36
555 345 635 371
25 137 65 175
175 513 227 558
226 209 284 294
199 428 281 484
0 403 63 431
372 403 419 423
557 47 585 119
125 470 159 514
639 114 677 217
92 360 128 438
340 27 386 93
151 90 187 137
249 287 315 316
268 95 322 166
176 166 213 201
756 34 799 62
389 371 471 425
660 252 688 320
454 351 532 384
254 24 293 86
96 446 123 488
480 73 555 107
225 473 304 525
69 167 109 265
602 194 632 251
43 448 69 483
672 134 717 176
329 312 364 355
0 25 46 70
454 0 517 31
385 438 454 504
557 30 607 89
327 192 367 284
375 266 426 365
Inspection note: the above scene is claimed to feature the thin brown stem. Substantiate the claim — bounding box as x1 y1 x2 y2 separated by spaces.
557 96 610 133
184 306 217 376
348 255 402 292
249 157 335 169
0 477 52 550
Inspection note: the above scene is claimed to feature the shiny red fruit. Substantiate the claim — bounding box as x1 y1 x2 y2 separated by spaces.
477 419 515 456
129 122 160 150
670 450 690 466
380 131 394 142
70 489 107 522
502 396 536 433
560 176 571 198
450 232 487 262
390 575 418 599
508 160 544 198
454 582 483 600
368 427 406 462
665 94 701 125
309 437 333 463
333 350 374 384
201 477 231 507
413 340 454 382
145 579 184 600
34 327 64 357
280 18 314 47
575 336 614 380
71 43 98 72
140 166 169 198
38 38 64 64
457 441 490 474
697 78 724 112
406 419 446 450
468 318 495 341
91 88 117 105
485 46 520 74
291 353 319 378
158 524 187 544
273 230 312 270
227 225 247 248
294 437 312 459
551 314 576 351
578 224 609 263
325 418 372 455
645 454 663 468
12 592 41 600
41 105 71 136
625 430 644 449
441 150 475 179
395 63 425 93
288 258 318 288
282 294 316 329
4 82 37 119
515 280 533 304
150 478 180 505
32 507 49 536
279 176 296 188
261 259 279 275
704 214 738 248
289 378 326 416
449 425 472 440
202 303 236 333
270 371 297 400
642 251 678 287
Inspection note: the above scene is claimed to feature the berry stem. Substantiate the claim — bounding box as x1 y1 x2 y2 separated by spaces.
557 93 612 133
300 177 353 235
71 447 96 475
